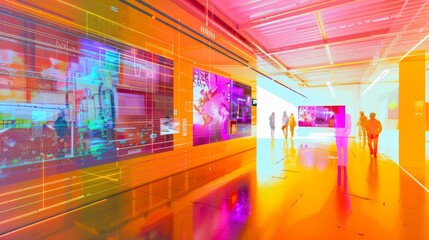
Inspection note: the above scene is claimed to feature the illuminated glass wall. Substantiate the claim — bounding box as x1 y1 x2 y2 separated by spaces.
0 7 174 184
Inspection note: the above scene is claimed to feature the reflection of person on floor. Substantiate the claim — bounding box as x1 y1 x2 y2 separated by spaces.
283 139 289 158
365 112 382 157
335 113 351 167
269 112 275 139
289 113 297 138
290 139 296 158
281 111 289 139
336 165 351 227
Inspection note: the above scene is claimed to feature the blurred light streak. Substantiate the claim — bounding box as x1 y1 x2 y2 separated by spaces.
327 81 336 98
399 32 429 61
360 69 390 96
395 163 429 193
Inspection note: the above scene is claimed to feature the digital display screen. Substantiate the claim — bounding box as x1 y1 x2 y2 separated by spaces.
298 105 346 128
192 68 252 146
0 7 174 184
230 81 252 138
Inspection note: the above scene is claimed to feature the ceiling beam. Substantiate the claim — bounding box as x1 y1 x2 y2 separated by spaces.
314 11 334 65
267 28 390 54
238 0 361 30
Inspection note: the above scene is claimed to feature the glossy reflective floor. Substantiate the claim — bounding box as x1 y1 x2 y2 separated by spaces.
3 137 429 240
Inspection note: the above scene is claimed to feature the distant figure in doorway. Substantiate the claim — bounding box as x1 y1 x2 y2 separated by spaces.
365 112 382 157
289 113 297 138
335 113 351 167
329 115 335 127
269 112 275 139
281 111 289 139
356 111 367 139
54 111 68 158
54 111 68 140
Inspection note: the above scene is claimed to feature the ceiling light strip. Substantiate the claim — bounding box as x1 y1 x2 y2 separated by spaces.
325 45 334 65
326 81 335 98
399 32 429 61
360 69 390 96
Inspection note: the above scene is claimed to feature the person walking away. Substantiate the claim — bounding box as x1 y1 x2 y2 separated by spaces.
365 112 382 157
269 112 275 139
281 111 289 139
289 113 297 138
356 111 367 139
54 111 68 157
335 113 351 167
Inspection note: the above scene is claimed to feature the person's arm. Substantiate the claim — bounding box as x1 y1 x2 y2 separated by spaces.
378 121 383 135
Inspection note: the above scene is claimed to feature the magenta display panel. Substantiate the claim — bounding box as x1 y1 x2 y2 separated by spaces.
230 81 252 138
0 7 174 184
298 105 346 128
193 68 231 145
193 68 252 146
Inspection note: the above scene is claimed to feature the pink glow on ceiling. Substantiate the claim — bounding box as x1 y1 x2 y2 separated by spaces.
246 13 321 50
210 0 326 25
274 47 330 69
200 0 429 85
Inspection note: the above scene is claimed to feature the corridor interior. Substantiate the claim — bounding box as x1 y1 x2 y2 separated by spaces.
3 135 428 240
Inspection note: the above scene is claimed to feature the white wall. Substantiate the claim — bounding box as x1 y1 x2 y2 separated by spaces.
257 78 360 138
257 86 299 139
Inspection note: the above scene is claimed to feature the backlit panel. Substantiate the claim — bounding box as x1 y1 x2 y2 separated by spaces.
0 6 174 185
193 68 252 146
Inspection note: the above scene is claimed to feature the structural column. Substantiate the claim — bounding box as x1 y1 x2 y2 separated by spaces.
399 50 426 180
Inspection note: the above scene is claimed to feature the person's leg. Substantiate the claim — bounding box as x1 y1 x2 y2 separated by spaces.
373 135 379 157
362 130 367 150
282 125 286 138
285 125 288 139
343 137 349 166
363 129 367 141
367 134 374 155
336 137 342 166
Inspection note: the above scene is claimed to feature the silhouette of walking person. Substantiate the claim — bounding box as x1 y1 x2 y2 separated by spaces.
289 113 297 138
365 112 382 157
269 112 275 139
281 111 289 139
335 113 351 167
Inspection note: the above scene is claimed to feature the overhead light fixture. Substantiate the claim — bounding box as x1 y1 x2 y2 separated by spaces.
325 45 333 65
327 81 336 98
360 69 390 96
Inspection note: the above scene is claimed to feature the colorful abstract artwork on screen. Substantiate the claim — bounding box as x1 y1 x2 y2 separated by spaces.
192 68 251 146
298 105 346 128
0 7 174 183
